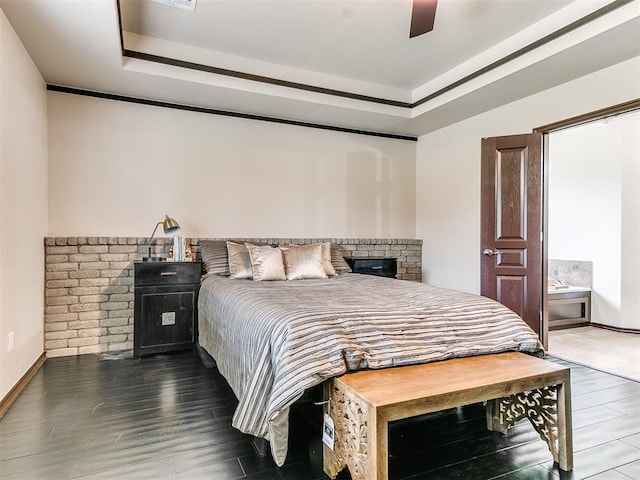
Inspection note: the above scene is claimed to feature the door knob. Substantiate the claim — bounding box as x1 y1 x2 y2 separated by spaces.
483 248 504 257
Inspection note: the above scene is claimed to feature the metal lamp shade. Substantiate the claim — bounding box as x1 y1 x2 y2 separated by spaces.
144 215 181 261
162 215 180 234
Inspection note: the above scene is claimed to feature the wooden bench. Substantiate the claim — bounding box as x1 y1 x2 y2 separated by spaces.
323 352 573 480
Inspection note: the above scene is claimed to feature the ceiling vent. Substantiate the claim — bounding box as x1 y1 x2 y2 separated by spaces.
151 0 197 11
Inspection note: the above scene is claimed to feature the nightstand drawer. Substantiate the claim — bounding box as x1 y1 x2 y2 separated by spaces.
135 262 201 286
346 257 397 278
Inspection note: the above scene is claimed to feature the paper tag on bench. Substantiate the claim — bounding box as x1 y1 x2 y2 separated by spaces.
322 413 335 450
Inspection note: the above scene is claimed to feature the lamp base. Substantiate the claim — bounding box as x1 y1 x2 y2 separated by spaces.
142 256 166 262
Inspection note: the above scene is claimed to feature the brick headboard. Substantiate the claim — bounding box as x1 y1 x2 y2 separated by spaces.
44 237 422 358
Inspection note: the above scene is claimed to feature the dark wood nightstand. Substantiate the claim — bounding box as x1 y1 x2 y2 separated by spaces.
134 261 202 358
346 257 397 279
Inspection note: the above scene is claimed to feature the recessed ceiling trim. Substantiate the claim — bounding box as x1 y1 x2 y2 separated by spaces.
412 0 636 108
122 49 413 109
46 84 418 142
117 0 634 112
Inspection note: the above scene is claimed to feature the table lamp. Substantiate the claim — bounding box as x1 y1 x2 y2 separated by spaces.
143 214 180 261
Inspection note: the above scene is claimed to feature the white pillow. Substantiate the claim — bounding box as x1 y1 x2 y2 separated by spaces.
280 243 328 281
245 243 286 281
321 242 337 277
227 241 252 279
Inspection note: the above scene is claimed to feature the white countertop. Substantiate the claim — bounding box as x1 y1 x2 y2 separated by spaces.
548 285 591 294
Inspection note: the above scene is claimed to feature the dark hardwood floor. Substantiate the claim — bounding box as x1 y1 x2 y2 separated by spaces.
1 351 639 480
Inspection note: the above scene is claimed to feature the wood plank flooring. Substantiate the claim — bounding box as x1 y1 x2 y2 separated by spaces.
1 351 639 479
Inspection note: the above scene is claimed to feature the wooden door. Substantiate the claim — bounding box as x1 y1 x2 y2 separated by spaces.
481 133 543 336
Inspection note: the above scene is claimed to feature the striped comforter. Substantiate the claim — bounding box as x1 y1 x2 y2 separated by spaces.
197 273 543 466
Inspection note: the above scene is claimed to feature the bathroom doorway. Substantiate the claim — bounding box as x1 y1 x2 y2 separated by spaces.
544 108 640 379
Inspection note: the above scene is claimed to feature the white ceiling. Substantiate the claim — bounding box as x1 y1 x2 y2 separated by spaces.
1 0 639 137
121 0 575 91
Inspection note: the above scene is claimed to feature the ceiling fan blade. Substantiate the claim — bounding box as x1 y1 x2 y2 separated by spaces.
410 0 438 38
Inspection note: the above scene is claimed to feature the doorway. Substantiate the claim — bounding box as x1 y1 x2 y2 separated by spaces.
543 108 640 379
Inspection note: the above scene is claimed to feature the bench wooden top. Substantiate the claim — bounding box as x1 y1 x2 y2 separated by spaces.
335 352 569 408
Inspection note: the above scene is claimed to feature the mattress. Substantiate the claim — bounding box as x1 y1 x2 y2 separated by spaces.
197 272 543 465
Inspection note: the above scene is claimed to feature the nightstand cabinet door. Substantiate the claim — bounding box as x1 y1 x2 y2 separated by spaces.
346 257 397 278
134 262 202 358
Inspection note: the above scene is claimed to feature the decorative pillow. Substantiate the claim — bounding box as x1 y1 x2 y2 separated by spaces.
227 241 253 279
330 244 352 274
199 240 230 276
321 242 336 277
245 243 286 281
280 243 328 281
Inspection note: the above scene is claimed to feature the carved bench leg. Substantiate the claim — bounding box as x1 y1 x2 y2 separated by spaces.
322 382 344 479
323 380 372 480
486 384 573 471
371 412 389 480
556 381 574 471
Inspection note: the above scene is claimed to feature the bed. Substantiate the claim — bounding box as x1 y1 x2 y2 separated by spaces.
196 241 544 466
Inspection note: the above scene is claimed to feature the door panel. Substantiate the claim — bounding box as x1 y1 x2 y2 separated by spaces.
481 133 542 336
496 275 526 317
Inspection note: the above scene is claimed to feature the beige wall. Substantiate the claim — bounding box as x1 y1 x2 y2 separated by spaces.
48 93 417 240
0 10 48 400
548 121 622 327
620 112 640 330
547 112 640 330
416 56 640 296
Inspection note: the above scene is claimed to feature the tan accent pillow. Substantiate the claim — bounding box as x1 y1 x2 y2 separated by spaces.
330 244 352 274
281 243 328 281
321 242 336 277
246 243 286 281
199 240 230 276
227 241 253 279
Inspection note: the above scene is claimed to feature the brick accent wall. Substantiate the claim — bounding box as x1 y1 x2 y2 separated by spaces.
44 237 422 358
